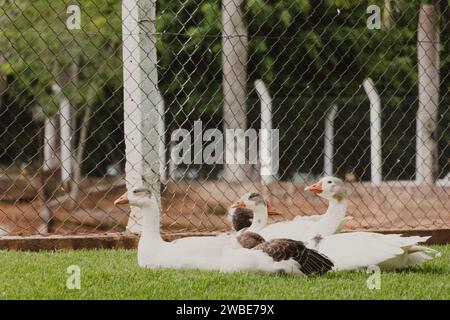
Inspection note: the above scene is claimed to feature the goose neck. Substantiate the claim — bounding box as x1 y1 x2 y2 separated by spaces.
325 198 348 216
248 204 268 232
140 200 163 244
321 197 348 227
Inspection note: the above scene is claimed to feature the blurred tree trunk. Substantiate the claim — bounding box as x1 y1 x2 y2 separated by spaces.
222 0 251 182
383 0 394 29
70 88 95 199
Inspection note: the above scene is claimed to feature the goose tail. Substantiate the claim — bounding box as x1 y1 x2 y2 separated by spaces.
299 246 334 275
401 245 441 267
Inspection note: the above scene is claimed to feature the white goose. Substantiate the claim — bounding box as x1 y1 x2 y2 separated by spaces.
233 185 441 271
230 177 351 241
115 187 230 270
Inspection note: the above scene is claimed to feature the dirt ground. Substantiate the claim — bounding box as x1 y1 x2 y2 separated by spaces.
0 179 449 236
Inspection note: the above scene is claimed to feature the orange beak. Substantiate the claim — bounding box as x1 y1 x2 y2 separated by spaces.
305 181 323 193
267 203 283 216
114 192 129 205
231 200 246 209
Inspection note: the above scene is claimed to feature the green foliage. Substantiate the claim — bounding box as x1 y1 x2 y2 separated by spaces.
0 0 448 178
1 0 122 114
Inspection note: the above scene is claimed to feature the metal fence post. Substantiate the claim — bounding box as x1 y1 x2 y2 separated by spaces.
255 80 277 183
324 104 338 177
416 4 439 184
122 0 160 232
363 78 382 186
158 92 167 184
52 83 72 189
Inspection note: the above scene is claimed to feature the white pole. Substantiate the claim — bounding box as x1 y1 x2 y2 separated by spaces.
222 0 249 182
122 0 160 232
255 79 276 183
43 115 59 172
59 97 72 188
168 143 177 181
324 104 338 176
158 92 167 184
416 4 439 184
52 84 72 188
363 78 382 185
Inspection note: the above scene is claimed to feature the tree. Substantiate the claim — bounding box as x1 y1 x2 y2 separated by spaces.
1 0 122 196
383 0 394 29
0 1 20 110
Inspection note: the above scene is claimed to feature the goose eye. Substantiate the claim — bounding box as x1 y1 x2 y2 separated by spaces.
328 181 332 184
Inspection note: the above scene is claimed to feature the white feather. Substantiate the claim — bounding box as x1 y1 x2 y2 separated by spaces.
307 232 440 271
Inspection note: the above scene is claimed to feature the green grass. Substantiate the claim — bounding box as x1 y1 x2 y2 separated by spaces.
0 246 449 300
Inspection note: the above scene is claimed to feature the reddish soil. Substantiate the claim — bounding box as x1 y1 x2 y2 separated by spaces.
0 179 449 236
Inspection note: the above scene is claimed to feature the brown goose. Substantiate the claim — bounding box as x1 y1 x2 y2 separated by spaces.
220 193 333 275
228 192 282 232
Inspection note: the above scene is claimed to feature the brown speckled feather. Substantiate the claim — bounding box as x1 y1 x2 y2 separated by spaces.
237 232 334 275
237 231 265 249
255 238 334 275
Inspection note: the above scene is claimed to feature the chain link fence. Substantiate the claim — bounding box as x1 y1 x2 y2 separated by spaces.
0 0 448 239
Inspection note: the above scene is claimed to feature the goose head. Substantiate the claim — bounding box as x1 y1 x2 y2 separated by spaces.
114 187 154 208
230 192 282 232
227 206 254 231
305 176 348 201
231 192 281 216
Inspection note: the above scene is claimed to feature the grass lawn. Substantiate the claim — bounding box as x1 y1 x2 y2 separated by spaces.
0 245 448 300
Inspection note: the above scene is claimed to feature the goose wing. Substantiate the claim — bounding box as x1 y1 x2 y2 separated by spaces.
236 231 265 249
255 239 334 275
314 232 411 270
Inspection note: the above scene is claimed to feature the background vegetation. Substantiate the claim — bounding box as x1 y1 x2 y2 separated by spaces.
0 0 448 180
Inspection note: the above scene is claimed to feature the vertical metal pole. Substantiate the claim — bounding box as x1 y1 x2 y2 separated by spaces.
52 83 72 189
122 0 160 232
43 115 59 172
255 80 276 183
222 0 249 182
324 104 338 176
363 78 382 186
416 4 439 184
158 92 167 184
